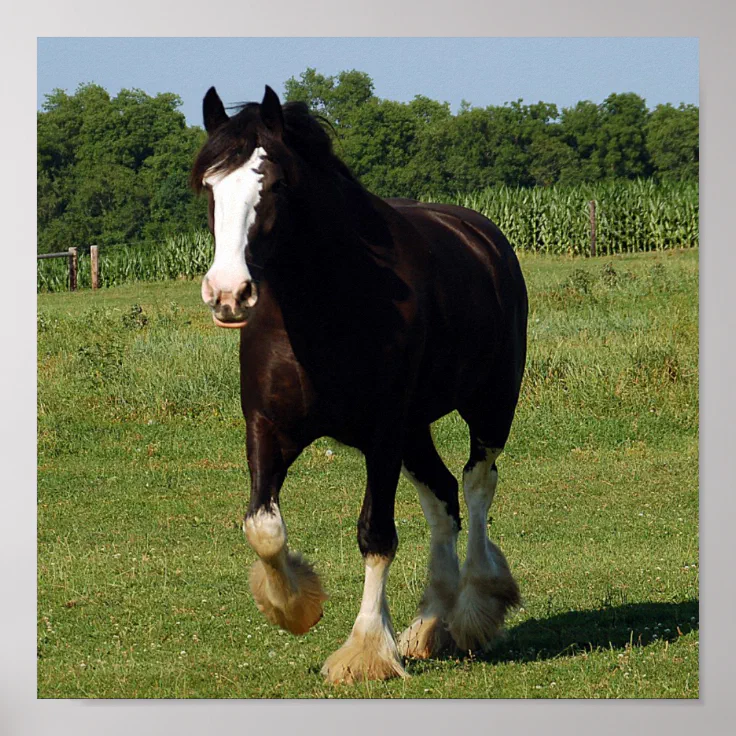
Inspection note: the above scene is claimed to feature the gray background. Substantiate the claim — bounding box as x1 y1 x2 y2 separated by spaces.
6 0 734 732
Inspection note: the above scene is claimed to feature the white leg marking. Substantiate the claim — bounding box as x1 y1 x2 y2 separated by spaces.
463 448 502 575
448 446 520 652
243 502 286 560
354 555 393 634
403 466 459 576
398 467 459 658
321 555 406 683
244 503 326 636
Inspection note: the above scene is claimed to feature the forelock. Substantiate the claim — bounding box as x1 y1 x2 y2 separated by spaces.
190 97 362 193
190 104 261 193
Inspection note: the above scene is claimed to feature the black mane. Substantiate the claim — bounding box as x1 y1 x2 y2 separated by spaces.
191 100 359 194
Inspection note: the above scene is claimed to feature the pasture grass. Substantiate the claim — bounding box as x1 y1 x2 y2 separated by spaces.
37 249 699 698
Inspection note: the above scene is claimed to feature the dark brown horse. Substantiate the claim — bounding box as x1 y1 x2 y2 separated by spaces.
191 86 528 684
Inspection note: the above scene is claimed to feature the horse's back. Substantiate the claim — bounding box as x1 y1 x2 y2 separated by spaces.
385 197 528 424
386 197 527 332
387 198 523 285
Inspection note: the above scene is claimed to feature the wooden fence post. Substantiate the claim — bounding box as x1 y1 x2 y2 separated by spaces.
68 247 78 291
90 245 99 290
589 200 597 257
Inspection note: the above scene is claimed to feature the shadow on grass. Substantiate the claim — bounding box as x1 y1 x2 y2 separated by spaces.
407 599 699 673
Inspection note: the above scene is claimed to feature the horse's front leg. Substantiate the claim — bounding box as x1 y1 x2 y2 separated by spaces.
243 413 327 635
321 444 407 684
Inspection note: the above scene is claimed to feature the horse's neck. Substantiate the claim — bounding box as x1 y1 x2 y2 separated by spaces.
269 178 398 326
288 178 392 280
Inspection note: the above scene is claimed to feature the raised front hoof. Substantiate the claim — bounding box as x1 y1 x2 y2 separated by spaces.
447 574 520 653
321 632 408 685
398 615 453 660
249 553 327 636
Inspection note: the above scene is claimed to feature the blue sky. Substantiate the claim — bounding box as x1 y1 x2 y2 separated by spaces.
37 37 698 127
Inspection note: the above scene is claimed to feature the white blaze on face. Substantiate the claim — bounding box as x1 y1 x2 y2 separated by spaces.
201 146 266 305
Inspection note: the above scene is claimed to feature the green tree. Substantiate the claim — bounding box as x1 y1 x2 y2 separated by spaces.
335 96 452 198
597 93 652 179
488 100 563 187
38 70 700 255
529 135 579 187
64 163 149 245
409 99 571 194
284 68 375 128
646 103 699 181
338 99 421 195
140 125 208 240
38 84 111 174
402 117 456 197
560 100 604 183
37 84 207 252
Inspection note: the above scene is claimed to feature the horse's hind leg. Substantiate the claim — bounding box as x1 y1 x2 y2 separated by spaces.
398 425 460 659
447 414 520 652
243 414 327 636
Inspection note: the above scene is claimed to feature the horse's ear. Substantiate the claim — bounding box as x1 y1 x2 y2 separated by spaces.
261 85 284 136
203 87 229 134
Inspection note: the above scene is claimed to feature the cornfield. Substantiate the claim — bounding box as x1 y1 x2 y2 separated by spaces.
37 180 698 292
37 232 214 293
449 180 698 256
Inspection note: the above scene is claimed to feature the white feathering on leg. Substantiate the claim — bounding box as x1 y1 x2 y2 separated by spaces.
448 448 520 652
322 555 406 684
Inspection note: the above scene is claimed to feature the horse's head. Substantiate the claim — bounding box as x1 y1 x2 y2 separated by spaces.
191 86 296 328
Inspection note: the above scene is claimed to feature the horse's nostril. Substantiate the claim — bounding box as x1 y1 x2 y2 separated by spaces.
235 281 250 301
233 280 258 308
201 275 217 307
243 280 259 308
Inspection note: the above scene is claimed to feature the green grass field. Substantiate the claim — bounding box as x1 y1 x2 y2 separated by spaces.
37 249 699 698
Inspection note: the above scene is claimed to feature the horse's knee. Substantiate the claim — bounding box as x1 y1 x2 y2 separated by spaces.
244 503 287 560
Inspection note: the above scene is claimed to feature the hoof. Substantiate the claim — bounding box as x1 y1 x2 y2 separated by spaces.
321 630 407 685
398 615 453 659
447 572 520 652
249 552 327 635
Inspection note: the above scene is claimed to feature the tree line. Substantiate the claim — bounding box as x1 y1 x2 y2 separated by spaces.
37 69 698 253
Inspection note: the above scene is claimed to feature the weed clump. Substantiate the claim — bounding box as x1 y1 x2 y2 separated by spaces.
567 269 595 294
122 304 148 330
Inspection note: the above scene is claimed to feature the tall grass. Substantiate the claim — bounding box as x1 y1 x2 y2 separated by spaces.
37 180 698 292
